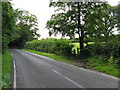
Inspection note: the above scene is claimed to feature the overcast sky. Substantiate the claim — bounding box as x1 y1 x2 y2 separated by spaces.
11 0 120 39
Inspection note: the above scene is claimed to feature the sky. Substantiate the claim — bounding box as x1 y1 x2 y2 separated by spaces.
11 0 120 39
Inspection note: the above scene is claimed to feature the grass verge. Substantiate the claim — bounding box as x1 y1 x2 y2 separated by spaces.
87 56 119 78
2 49 12 88
23 49 83 65
23 49 119 78
0 53 2 89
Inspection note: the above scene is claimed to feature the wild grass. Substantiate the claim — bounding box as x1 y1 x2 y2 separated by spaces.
88 56 119 78
0 53 2 89
2 49 12 88
23 49 81 65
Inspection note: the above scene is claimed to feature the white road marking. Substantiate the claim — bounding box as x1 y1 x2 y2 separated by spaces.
11 53 17 88
52 70 84 88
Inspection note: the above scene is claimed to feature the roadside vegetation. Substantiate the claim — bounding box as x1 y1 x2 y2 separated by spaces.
2 2 15 88
2 1 40 88
2 1 120 88
2 49 12 88
88 56 119 77
71 42 94 54
24 48 119 78
24 37 120 78
0 54 2 89
23 49 81 64
25 38 73 55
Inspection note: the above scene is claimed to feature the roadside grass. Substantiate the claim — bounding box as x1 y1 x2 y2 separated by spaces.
0 53 2 89
23 49 83 65
2 49 12 88
94 66 118 77
23 49 119 78
88 56 119 78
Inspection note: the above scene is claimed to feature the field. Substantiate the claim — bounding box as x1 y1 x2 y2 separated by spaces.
71 42 94 54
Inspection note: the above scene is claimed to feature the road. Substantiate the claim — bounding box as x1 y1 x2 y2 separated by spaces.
11 49 119 88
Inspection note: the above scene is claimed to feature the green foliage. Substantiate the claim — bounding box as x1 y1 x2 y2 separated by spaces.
23 49 81 64
25 38 73 55
2 2 16 51
2 49 12 88
2 2 40 50
85 3 117 40
115 4 120 32
24 49 119 78
46 2 100 51
71 42 94 55
88 56 119 77
47 2 103 38
46 2 117 53
9 9 40 48
86 39 120 58
1 2 40 88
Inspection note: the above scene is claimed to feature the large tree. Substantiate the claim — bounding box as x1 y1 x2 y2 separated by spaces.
117 2 120 33
85 3 118 42
46 1 104 53
2 2 16 51
9 9 40 47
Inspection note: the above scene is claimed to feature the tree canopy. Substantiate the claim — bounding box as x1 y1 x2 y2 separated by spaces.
46 1 116 52
2 2 16 51
2 2 40 51
11 9 40 47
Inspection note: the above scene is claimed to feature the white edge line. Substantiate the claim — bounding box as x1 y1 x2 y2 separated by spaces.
52 70 84 88
22 50 119 80
11 53 16 88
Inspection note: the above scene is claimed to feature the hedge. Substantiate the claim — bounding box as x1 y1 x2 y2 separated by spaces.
25 38 73 55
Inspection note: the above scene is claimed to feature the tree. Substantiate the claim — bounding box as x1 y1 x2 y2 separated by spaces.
46 1 103 53
116 2 120 33
2 2 40 49
2 2 16 51
85 3 118 42
9 9 40 47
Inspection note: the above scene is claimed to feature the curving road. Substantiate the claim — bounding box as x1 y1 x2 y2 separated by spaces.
11 49 119 89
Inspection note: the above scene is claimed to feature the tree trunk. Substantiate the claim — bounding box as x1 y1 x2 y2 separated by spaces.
77 2 84 54
80 28 84 50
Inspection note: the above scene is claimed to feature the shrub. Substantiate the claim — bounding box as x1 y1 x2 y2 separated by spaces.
86 39 120 58
25 38 73 55
85 38 120 66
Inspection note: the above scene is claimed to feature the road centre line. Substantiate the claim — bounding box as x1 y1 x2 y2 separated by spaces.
52 70 84 88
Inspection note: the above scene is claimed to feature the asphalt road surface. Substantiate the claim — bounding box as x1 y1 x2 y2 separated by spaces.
11 49 119 88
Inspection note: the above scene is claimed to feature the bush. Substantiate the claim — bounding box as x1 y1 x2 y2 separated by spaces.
104 40 120 57
25 38 73 55
80 48 91 57
86 39 120 58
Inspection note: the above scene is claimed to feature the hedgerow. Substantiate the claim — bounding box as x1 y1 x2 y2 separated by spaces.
25 38 73 55
85 39 120 58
